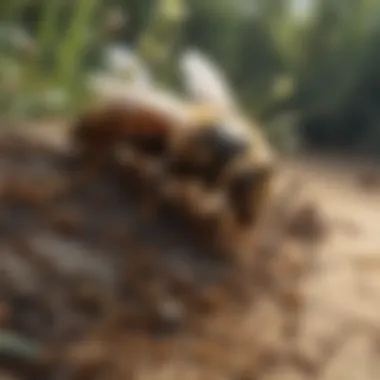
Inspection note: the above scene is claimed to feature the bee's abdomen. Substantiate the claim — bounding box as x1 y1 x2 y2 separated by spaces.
73 104 172 157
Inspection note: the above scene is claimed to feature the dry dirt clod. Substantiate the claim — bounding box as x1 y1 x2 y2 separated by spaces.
286 201 327 243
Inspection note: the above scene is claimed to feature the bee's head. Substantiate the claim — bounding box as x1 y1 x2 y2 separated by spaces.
169 106 250 185
196 121 248 157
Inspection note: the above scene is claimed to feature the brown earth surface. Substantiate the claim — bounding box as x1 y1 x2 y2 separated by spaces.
276 155 380 380
0 122 379 380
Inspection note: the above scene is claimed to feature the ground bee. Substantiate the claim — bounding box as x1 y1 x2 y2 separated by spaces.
72 49 275 227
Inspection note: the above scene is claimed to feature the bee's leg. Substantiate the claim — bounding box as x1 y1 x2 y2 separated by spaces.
138 161 168 222
122 132 169 158
167 157 232 190
226 166 273 226
166 157 203 181
200 156 235 187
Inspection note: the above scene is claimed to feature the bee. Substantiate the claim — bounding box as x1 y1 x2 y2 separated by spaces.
72 49 275 227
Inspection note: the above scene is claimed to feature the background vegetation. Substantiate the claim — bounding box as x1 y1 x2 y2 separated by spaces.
1 0 380 155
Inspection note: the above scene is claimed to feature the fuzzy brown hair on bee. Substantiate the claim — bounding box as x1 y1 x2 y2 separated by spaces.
72 50 275 228
73 101 274 229
72 91 251 188
72 101 173 159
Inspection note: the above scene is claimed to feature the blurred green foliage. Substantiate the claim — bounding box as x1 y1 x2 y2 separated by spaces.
1 0 380 154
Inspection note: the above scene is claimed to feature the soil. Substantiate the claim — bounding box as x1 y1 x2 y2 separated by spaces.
0 123 379 380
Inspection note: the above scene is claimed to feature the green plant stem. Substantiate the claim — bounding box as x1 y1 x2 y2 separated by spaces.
56 0 99 93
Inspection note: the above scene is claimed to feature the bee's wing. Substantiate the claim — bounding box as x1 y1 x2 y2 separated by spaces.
180 49 236 112
104 45 153 88
180 49 274 161
88 72 191 124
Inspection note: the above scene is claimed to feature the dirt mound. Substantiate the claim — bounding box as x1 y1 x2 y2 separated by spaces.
0 127 315 380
